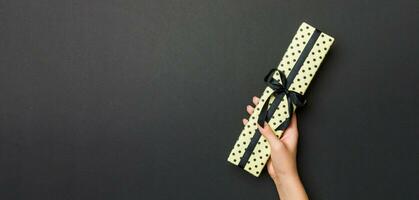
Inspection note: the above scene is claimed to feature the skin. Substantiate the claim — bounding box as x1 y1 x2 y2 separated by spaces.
243 96 309 200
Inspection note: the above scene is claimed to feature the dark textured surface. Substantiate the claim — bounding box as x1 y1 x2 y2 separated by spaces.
1 0 418 199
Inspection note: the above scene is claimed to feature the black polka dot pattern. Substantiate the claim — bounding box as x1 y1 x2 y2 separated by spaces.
228 22 334 176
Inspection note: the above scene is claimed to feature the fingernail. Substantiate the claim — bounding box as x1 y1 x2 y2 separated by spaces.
248 105 254 111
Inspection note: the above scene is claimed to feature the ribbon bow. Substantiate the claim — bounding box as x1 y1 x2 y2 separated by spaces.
257 69 307 131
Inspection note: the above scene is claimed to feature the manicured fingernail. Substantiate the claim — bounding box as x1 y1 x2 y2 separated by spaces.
247 105 253 111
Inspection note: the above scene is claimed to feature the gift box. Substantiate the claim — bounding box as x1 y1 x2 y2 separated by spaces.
227 22 334 177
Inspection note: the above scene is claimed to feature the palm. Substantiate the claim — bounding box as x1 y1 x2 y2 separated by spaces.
243 96 299 180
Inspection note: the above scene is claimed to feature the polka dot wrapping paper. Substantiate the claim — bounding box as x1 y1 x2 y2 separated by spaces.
227 22 334 177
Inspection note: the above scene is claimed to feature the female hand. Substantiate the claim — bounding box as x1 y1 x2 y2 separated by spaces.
243 96 308 200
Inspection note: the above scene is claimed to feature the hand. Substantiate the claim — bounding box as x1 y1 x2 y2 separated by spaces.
243 96 308 200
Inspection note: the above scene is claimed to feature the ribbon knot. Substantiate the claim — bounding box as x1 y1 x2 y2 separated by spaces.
257 69 307 132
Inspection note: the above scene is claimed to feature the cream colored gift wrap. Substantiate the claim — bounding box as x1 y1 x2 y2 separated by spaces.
227 22 334 177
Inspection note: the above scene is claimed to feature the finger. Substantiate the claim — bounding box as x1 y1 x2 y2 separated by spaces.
246 105 254 115
281 114 298 137
266 159 276 179
258 122 279 146
267 159 273 168
242 118 248 125
288 114 298 130
252 96 260 106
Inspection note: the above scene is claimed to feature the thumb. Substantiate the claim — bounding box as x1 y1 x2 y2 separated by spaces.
280 114 299 153
258 122 279 147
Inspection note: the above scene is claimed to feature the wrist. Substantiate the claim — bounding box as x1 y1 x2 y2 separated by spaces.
274 173 308 200
272 166 299 186
273 172 300 190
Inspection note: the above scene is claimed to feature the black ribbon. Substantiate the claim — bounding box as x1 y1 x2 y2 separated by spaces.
257 69 306 131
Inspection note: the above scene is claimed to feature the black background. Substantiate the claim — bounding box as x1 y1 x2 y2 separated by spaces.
1 0 418 199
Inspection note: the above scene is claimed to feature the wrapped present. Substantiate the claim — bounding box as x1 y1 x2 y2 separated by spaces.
227 22 334 177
